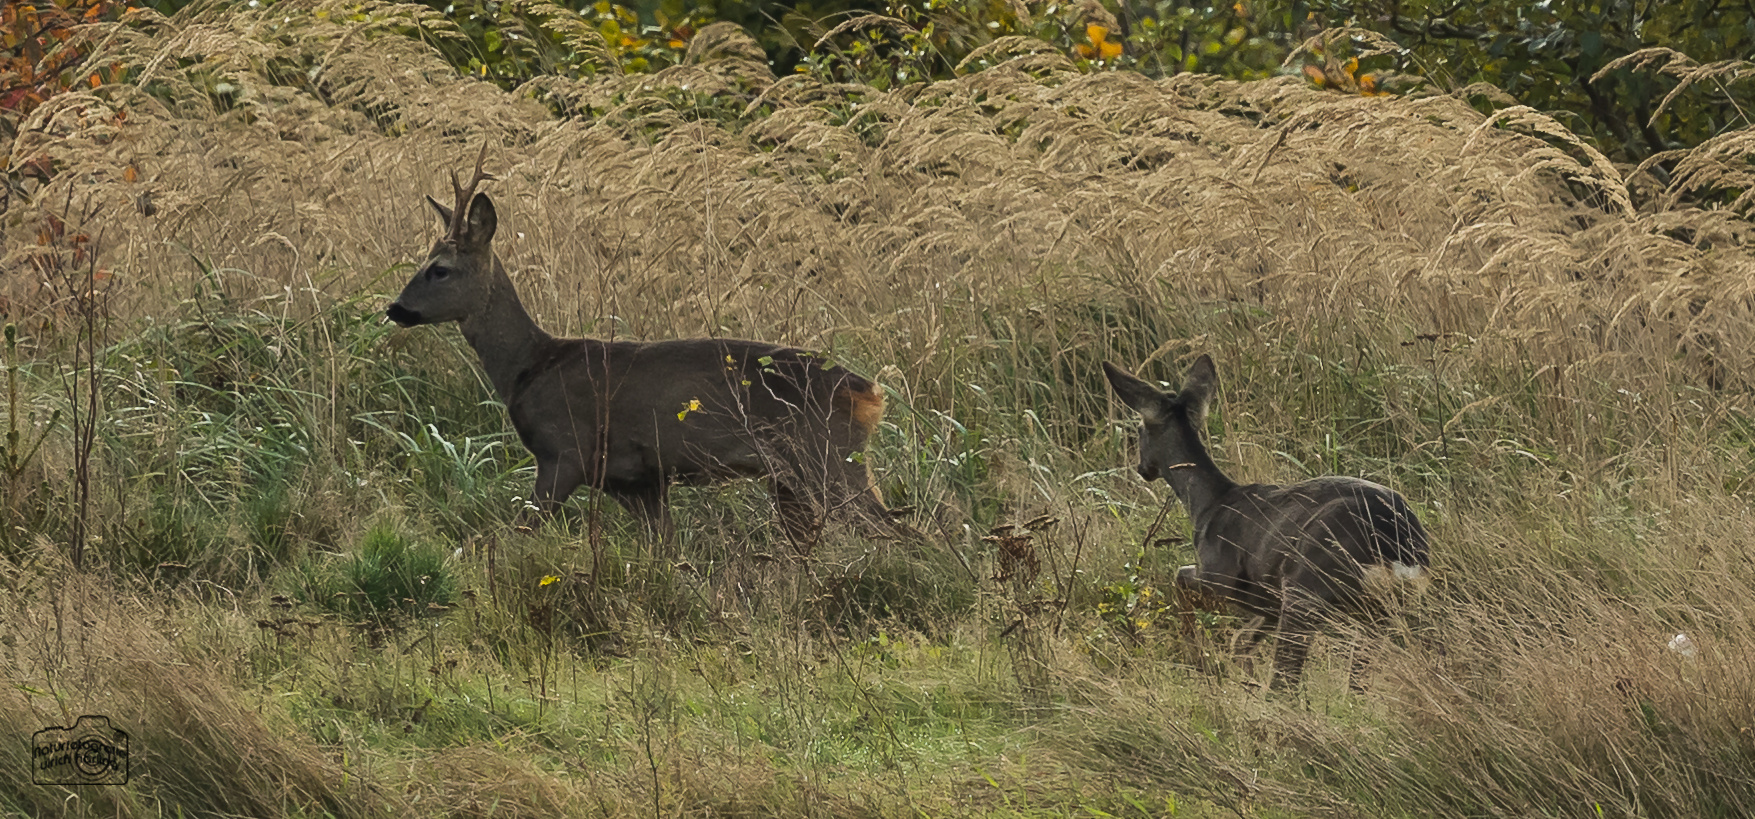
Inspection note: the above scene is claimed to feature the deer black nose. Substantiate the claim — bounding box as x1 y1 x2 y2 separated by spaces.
386 303 422 327
1136 463 1158 482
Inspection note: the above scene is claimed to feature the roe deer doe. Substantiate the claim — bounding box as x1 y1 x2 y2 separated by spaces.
1103 354 1431 690
385 152 898 547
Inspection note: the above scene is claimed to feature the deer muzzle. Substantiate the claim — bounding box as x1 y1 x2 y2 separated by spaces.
386 302 423 327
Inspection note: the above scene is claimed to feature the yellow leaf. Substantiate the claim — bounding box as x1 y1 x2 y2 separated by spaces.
1302 63 1327 87
1085 24 1107 45
668 38 684 49
1100 39 1122 59
539 575 560 587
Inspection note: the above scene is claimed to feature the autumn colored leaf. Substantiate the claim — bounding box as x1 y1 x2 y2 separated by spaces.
1075 24 1122 61
1 0 130 116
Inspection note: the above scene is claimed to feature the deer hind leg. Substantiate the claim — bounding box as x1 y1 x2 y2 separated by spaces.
822 455 916 540
1337 604 1394 693
769 479 824 556
1347 640 1373 693
607 485 674 546
1227 614 1278 680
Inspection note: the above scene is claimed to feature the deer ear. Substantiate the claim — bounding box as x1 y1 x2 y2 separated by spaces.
1103 362 1167 424
426 195 454 227
1179 354 1218 424
460 192 497 246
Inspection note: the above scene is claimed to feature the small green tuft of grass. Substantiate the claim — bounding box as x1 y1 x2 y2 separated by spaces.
291 522 457 621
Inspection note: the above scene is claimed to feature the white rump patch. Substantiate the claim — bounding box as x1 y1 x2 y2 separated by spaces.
1360 560 1431 596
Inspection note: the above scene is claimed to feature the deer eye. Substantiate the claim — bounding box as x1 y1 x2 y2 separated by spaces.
427 265 452 281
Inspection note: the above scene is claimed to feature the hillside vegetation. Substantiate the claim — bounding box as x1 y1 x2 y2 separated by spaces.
3 2 1755 816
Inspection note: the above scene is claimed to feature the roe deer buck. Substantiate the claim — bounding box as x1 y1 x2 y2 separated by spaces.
385 151 898 547
1103 355 1431 690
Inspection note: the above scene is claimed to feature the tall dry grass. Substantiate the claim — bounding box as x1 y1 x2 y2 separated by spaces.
3 1 1755 816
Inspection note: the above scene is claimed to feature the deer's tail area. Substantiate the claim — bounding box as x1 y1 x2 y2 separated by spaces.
1359 491 1434 597
1359 560 1432 597
832 374 886 439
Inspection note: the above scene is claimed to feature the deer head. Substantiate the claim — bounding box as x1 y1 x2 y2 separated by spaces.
1102 354 1216 483
386 147 498 328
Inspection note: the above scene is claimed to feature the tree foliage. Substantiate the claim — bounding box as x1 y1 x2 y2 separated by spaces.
1 0 136 144
1307 0 1755 162
3 0 1753 168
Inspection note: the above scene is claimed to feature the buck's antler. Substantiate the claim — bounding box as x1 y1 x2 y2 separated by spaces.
447 144 496 240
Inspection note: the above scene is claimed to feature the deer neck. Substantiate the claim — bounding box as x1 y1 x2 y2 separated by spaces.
1166 419 1236 522
458 258 550 403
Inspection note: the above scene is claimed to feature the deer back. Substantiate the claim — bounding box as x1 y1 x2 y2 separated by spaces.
507 336 882 486
1202 476 1430 610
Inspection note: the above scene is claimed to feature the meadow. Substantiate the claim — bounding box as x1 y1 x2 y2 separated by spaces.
3 3 1755 816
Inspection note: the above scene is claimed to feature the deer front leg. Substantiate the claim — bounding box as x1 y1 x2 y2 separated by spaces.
1176 564 1246 605
1270 593 1323 692
521 455 586 530
1172 565 1241 676
1174 567 1281 681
